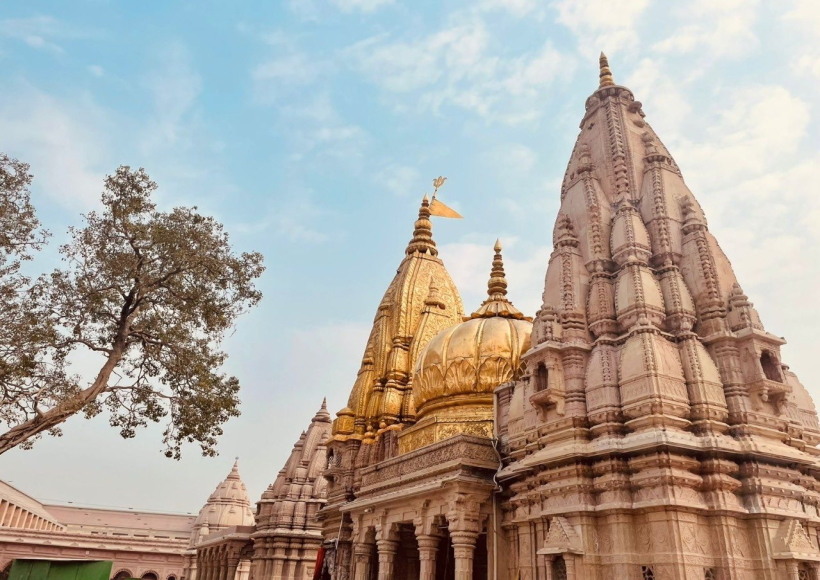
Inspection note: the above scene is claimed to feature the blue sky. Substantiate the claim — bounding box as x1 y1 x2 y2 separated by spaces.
1 0 819 514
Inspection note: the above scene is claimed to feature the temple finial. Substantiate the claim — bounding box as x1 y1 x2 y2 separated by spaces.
470 240 528 320
313 397 332 422
488 239 507 299
406 193 438 256
599 52 615 88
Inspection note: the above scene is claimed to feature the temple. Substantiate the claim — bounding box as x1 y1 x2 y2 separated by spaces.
184 54 820 580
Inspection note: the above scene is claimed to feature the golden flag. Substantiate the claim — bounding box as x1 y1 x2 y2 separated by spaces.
429 197 463 219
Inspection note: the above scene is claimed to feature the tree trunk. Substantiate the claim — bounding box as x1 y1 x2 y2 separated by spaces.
0 345 124 454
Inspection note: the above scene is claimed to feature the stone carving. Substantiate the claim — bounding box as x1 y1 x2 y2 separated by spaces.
537 517 584 555
772 519 820 561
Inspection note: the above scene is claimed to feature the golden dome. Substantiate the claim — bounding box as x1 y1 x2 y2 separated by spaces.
413 314 532 416
400 241 532 453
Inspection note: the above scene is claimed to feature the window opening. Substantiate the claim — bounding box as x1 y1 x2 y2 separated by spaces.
536 363 548 392
761 351 782 382
552 556 567 580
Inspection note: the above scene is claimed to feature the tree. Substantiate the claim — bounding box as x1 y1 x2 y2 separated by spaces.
0 163 264 458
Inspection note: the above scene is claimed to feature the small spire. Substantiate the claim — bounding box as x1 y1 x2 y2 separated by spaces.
487 239 508 299
405 194 438 256
599 52 615 88
227 459 241 479
470 240 528 320
314 397 332 423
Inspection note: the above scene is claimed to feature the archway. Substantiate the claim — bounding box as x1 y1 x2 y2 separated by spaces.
141 572 159 580
112 570 133 580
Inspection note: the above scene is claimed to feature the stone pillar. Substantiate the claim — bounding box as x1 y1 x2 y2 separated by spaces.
517 522 535 580
202 551 211 580
219 553 229 580
226 557 239 580
416 535 440 580
270 539 288 580
281 552 297 580
535 520 548 580
202 553 211 580
451 531 478 580
543 556 554 580
269 559 283 580
353 542 374 580
375 538 399 580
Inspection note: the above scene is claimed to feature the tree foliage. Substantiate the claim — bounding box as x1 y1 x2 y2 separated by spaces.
0 162 264 458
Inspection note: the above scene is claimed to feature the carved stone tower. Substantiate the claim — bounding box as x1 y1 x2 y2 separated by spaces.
495 54 820 580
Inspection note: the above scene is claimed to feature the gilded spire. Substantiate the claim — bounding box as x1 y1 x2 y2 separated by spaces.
406 195 438 256
599 52 615 88
488 238 508 299
471 240 528 320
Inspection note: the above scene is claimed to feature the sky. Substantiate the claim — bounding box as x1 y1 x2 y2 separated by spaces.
0 0 819 515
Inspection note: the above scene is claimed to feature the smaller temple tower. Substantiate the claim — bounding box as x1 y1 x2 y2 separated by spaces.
252 400 332 580
183 461 255 580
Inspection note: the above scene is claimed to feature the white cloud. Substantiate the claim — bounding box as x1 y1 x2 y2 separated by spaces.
375 164 421 197
346 25 573 123
272 197 332 243
287 0 393 19
87 65 104 77
652 0 760 60
674 85 810 194
232 191 332 243
330 0 394 13
282 94 369 160
287 0 321 21
488 143 537 173
782 0 820 79
252 53 321 103
480 0 541 18
551 0 650 56
782 0 820 34
625 58 693 136
0 84 110 208
0 16 82 54
142 42 203 150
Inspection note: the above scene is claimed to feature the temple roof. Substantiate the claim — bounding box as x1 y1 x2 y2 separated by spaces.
520 53 817 437
190 460 255 547
331 194 464 440
255 399 332 535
